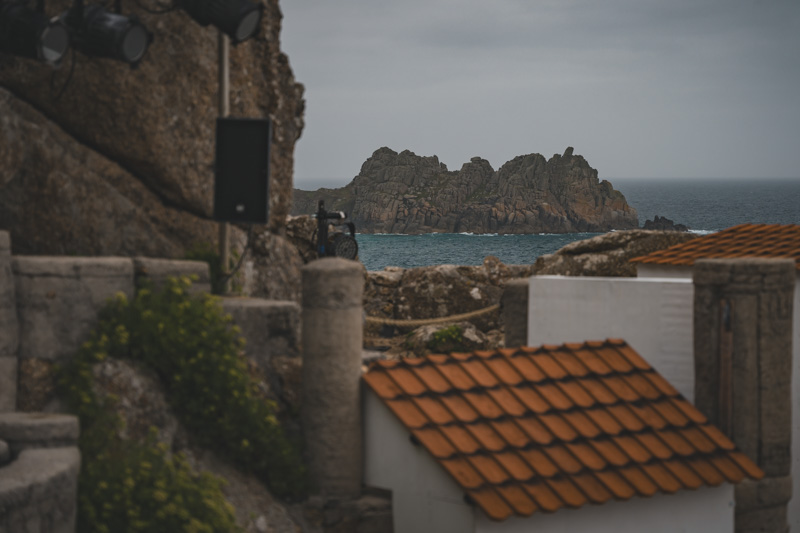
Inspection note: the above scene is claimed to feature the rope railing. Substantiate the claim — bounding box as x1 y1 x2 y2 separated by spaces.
364 304 500 328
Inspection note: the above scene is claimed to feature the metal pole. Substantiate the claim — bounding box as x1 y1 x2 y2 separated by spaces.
217 30 230 293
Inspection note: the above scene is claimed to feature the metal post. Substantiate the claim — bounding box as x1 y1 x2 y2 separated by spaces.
217 31 230 293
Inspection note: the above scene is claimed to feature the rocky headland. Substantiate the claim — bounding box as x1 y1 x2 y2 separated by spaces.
292 147 638 234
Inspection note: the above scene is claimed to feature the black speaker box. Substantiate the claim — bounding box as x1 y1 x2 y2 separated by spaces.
214 117 271 223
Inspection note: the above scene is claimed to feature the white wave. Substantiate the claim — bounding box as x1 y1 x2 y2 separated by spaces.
688 229 716 235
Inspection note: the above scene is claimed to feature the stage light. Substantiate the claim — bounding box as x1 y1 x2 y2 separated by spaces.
178 0 263 44
64 2 152 66
0 0 70 66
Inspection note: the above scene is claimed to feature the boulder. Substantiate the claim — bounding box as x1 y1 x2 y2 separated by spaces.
533 230 697 277
404 322 489 356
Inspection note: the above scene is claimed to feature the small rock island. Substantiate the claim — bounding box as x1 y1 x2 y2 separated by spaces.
292 147 638 234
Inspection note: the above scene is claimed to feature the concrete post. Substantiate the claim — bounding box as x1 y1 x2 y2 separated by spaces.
502 278 529 348
301 258 364 498
694 258 794 533
0 231 19 412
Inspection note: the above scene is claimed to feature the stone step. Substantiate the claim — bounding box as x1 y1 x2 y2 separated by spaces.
0 412 79 456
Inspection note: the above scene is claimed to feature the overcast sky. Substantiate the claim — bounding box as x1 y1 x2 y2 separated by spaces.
280 0 800 190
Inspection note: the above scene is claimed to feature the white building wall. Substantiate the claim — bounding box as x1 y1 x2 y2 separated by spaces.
527 276 695 402
362 389 475 533
475 484 735 533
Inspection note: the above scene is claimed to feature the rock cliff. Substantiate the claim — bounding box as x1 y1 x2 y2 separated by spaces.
293 147 638 234
0 0 303 257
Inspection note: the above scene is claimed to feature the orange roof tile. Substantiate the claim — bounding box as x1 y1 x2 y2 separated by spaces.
363 340 764 521
631 223 800 270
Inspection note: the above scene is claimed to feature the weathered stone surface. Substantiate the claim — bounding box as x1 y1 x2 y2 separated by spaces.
642 215 689 232
0 86 219 258
183 448 303 533
0 358 17 412
0 439 8 465
365 256 533 334
247 231 306 302
0 413 79 454
300 493 393 533
88 358 304 532
533 229 697 277
693 258 795 532
404 322 489 356
735 504 789 533
13 257 134 361
302 258 364 498
0 231 17 362
91 358 184 447
502 279 530 348
17 359 56 413
736 477 793 511
286 215 321 264
134 257 212 294
0 447 80 533
0 0 303 235
294 147 638 234
220 297 300 364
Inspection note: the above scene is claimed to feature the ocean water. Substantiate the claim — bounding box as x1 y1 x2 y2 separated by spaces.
355 178 800 271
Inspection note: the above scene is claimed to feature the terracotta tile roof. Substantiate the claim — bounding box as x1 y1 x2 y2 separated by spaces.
631 223 800 270
363 340 763 521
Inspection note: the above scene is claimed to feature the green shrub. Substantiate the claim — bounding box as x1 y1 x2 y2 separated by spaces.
427 324 466 353
183 243 243 295
60 276 307 532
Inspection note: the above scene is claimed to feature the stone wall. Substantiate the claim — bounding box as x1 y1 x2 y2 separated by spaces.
0 229 305 532
0 413 81 533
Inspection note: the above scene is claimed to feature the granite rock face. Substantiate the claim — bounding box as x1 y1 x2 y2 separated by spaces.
293 147 638 234
532 229 697 277
0 0 303 255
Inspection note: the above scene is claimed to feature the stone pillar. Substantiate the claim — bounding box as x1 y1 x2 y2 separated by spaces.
694 258 794 533
502 278 529 348
0 231 19 412
301 258 364 498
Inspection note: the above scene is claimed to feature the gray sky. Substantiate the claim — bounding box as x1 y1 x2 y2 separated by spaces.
279 0 800 190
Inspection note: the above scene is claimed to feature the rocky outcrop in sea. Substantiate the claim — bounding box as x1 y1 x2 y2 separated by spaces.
642 215 689 232
293 147 638 234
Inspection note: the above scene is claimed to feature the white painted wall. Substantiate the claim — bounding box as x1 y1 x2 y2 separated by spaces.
364 387 736 533
527 276 695 402
363 389 475 533
476 485 735 533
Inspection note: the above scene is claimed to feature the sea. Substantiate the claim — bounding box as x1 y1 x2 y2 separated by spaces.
353 178 800 271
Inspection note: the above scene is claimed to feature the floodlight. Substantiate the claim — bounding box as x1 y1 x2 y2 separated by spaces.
64 2 152 66
0 0 70 66
178 0 263 44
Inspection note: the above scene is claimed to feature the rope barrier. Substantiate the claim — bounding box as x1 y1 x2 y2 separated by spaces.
364 304 500 327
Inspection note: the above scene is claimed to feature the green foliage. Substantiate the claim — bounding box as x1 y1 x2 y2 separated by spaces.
183 243 243 295
59 277 307 532
427 324 465 353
